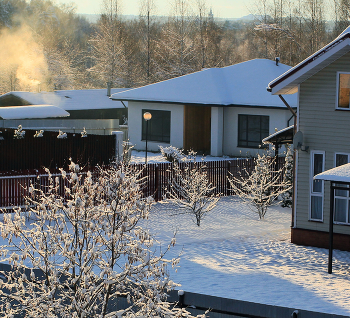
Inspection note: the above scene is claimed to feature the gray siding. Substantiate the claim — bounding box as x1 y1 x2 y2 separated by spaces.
297 51 350 235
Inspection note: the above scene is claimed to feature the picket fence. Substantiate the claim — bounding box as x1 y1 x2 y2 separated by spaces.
0 158 285 210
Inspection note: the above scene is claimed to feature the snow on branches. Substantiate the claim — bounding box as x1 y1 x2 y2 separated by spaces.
164 156 219 226
0 160 205 317
228 152 291 219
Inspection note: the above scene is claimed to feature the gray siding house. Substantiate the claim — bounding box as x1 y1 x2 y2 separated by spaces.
268 27 350 251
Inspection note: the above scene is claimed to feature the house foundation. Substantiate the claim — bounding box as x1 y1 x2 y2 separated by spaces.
291 227 350 252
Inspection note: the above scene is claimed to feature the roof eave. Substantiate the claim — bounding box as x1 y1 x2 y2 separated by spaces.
268 35 350 95
112 98 294 109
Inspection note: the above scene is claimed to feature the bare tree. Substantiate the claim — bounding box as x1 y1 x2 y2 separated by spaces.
164 156 220 226
228 152 291 219
0 161 206 317
88 0 128 87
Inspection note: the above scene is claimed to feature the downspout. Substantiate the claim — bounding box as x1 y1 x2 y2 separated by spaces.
278 94 297 228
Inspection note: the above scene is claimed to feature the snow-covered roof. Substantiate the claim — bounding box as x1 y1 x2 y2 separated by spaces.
55 89 128 110
0 89 128 111
314 163 350 183
0 105 69 119
262 125 294 144
111 59 297 108
268 26 350 95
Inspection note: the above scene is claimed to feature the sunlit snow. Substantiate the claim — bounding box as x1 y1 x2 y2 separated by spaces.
144 197 350 316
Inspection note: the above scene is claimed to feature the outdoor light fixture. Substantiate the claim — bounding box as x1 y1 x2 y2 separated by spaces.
143 112 152 164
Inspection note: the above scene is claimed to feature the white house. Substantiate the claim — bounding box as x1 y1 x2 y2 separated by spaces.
0 88 129 136
111 59 297 157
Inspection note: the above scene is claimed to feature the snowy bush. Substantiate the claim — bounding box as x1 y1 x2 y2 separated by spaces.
228 152 291 219
34 129 44 138
13 125 25 139
281 145 293 208
164 158 219 226
57 130 67 139
0 160 206 317
159 145 186 163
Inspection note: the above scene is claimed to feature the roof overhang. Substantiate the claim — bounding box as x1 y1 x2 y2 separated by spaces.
262 125 294 145
314 163 350 183
0 105 70 120
268 34 350 95
110 98 294 109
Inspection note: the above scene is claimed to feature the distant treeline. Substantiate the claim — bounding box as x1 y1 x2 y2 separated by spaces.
0 0 347 93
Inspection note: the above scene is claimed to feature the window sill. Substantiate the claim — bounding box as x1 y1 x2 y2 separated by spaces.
308 219 323 223
334 222 350 226
335 107 350 111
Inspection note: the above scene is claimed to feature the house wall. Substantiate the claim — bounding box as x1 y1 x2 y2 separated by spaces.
295 51 350 237
128 101 184 152
222 106 292 157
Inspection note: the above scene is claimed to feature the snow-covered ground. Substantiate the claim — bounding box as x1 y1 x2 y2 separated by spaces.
130 150 232 164
144 197 350 316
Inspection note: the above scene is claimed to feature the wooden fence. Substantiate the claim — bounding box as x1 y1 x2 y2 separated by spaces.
0 128 116 173
0 157 285 210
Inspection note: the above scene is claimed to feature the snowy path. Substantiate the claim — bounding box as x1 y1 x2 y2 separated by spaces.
145 197 350 316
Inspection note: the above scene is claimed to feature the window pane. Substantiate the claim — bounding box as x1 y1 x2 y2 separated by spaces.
336 154 348 167
335 154 349 196
313 153 323 175
238 115 269 148
335 198 347 223
338 73 350 108
142 109 171 143
312 153 323 193
238 115 247 146
311 195 323 220
313 179 322 193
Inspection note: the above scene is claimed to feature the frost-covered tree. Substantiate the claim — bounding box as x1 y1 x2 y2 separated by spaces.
88 0 128 87
281 145 293 208
0 161 205 317
164 157 219 226
228 152 291 219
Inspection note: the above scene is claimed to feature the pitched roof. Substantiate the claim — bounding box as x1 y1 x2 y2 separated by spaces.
268 27 350 95
0 105 69 119
314 163 350 183
111 59 297 108
0 89 128 111
262 125 294 145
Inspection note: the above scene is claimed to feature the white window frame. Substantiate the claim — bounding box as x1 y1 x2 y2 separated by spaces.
309 150 325 222
333 153 350 225
335 71 350 110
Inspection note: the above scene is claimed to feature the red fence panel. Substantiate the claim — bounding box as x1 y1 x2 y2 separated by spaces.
0 157 286 210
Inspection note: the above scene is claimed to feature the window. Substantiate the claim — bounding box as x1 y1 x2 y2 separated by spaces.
142 109 171 143
238 115 269 148
336 72 350 109
310 151 324 221
334 153 350 224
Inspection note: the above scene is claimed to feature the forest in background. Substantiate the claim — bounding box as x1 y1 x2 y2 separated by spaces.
0 0 348 93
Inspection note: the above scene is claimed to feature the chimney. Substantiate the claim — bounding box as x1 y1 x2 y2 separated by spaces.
275 57 280 66
107 82 112 97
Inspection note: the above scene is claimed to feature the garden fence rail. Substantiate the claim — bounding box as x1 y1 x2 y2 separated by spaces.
0 157 285 211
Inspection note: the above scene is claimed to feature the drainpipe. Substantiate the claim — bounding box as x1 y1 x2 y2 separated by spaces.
278 94 297 228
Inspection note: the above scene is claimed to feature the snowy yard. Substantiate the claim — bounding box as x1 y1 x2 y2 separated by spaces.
144 197 350 316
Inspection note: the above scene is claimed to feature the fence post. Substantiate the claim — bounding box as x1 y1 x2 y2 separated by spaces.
155 165 159 201
226 161 231 196
111 131 124 163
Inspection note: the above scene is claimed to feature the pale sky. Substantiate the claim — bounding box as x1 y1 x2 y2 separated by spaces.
53 0 253 19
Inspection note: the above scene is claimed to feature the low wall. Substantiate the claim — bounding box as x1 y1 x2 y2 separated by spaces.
0 262 347 318
167 290 348 318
